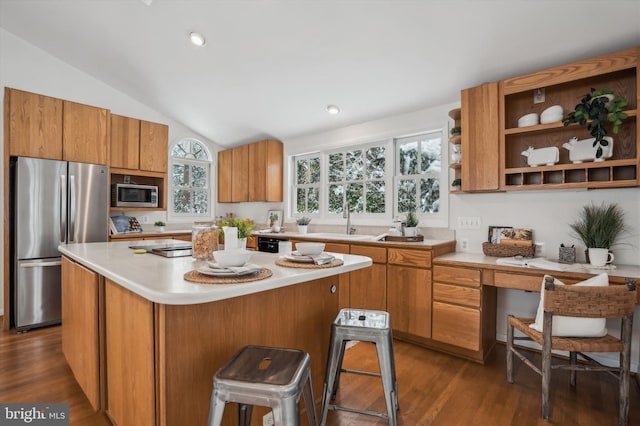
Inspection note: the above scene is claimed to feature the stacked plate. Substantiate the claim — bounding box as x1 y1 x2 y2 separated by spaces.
198 262 262 277
517 113 539 127
283 251 335 265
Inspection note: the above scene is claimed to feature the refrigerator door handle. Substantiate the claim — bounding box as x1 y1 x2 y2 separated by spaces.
20 260 63 268
60 175 67 244
69 175 76 242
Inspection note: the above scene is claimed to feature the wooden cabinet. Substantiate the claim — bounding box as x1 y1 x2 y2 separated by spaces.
499 47 638 190
63 100 109 165
349 245 387 311
231 144 249 202
461 82 500 192
387 248 432 339
248 139 283 201
111 115 168 173
218 140 284 202
448 108 462 192
6 88 63 159
61 257 101 411
217 148 233 202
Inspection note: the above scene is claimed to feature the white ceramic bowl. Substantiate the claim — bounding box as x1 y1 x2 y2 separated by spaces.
212 249 252 267
517 113 539 127
540 105 564 124
295 242 325 256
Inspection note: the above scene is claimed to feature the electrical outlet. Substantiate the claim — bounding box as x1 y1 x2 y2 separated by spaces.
533 88 545 104
263 412 274 426
460 238 469 251
142 215 149 224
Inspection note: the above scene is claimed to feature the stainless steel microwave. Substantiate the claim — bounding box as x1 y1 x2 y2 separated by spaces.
111 183 158 208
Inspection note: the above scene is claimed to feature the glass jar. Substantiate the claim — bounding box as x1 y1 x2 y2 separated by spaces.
192 222 218 260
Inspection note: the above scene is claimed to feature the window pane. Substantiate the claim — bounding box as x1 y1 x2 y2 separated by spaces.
328 184 344 213
328 153 343 182
173 189 191 213
192 141 208 160
366 181 385 213
345 150 363 181
399 142 418 175
172 163 188 186
193 190 208 214
309 157 321 184
296 159 309 185
397 179 416 213
296 188 306 213
366 146 385 179
171 143 187 158
346 183 363 213
191 165 207 188
421 137 441 174
420 178 440 213
308 187 319 213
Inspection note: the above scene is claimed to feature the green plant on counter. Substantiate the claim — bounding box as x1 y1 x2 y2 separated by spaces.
405 211 419 227
222 217 254 238
154 221 166 227
569 202 626 249
296 216 311 226
562 87 628 158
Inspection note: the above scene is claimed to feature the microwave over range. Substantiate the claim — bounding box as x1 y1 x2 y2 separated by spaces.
111 183 158 208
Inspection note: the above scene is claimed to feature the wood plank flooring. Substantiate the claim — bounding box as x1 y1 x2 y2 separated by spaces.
1 319 638 425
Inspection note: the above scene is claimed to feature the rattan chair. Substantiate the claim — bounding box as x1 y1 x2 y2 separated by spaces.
506 276 637 426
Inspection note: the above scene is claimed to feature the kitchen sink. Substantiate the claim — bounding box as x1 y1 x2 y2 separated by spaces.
302 233 384 241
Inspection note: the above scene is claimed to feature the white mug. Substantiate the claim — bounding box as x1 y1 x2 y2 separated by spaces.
588 248 614 267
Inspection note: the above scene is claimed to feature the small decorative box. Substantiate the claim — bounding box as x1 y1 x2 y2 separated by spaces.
558 246 576 264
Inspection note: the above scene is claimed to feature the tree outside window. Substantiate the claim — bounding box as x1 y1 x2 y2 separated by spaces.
170 138 211 216
395 132 441 214
294 154 320 214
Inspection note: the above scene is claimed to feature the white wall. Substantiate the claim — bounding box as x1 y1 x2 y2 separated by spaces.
0 28 222 316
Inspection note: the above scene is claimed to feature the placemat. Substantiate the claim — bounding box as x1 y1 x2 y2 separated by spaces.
275 258 344 269
184 268 272 284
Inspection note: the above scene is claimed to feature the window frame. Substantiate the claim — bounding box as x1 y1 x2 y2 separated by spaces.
168 138 213 220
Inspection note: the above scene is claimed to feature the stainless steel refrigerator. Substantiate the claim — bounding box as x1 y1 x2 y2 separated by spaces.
10 157 108 331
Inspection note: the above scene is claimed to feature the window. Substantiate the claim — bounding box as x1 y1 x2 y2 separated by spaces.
327 144 387 214
293 154 321 214
395 131 442 215
170 138 211 216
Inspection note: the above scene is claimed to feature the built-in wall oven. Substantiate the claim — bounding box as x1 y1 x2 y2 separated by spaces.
257 236 286 253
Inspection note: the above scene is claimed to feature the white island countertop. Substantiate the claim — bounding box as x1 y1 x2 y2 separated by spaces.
59 240 372 305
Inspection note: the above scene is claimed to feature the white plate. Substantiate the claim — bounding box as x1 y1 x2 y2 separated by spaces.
283 252 334 263
197 264 262 277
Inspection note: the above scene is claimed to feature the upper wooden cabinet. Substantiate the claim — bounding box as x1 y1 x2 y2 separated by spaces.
62 100 109 165
249 139 283 202
499 47 638 190
218 139 284 202
6 88 63 159
110 114 168 174
461 82 500 192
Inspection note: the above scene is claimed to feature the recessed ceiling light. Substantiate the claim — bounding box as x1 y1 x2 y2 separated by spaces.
326 105 341 115
189 32 206 47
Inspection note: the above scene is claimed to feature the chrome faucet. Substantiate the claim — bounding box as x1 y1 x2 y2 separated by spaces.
343 203 356 235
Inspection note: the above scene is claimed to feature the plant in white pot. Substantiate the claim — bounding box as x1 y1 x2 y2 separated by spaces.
569 202 626 266
404 211 419 237
296 216 311 234
154 221 166 232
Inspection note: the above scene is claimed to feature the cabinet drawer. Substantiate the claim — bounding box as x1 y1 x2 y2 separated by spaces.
433 265 480 288
351 245 386 263
432 301 480 351
387 248 431 268
433 283 480 308
324 242 350 254
493 272 542 291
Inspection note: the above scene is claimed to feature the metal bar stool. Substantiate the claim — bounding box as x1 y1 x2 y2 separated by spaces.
320 309 399 426
208 345 318 426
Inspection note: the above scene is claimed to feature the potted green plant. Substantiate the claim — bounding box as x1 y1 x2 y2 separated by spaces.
569 202 626 264
562 88 628 158
450 126 461 136
451 178 461 189
221 217 254 248
154 221 166 232
404 211 419 236
296 216 311 234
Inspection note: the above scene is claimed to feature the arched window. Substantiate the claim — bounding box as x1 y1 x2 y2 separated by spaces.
170 138 212 216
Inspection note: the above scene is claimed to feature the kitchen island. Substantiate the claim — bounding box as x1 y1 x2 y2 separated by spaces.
58 241 372 426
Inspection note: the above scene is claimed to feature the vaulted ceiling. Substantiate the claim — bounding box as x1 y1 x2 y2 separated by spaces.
1 0 638 147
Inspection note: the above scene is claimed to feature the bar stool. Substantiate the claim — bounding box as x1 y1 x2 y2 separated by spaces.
320 309 399 426
208 345 318 426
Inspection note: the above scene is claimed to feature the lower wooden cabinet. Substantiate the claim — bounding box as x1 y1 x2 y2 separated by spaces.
387 264 431 339
349 245 387 311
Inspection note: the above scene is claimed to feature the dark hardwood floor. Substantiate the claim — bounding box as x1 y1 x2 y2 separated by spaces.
1 318 638 425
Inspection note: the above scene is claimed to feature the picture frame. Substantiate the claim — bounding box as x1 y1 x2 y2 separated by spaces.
267 210 283 227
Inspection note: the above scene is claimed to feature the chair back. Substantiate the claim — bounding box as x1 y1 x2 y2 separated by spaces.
543 276 637 319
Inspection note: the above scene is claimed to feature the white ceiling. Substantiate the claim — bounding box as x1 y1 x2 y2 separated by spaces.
1 0 639 147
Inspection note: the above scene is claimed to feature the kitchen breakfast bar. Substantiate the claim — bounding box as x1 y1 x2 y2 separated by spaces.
58 241 372 426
